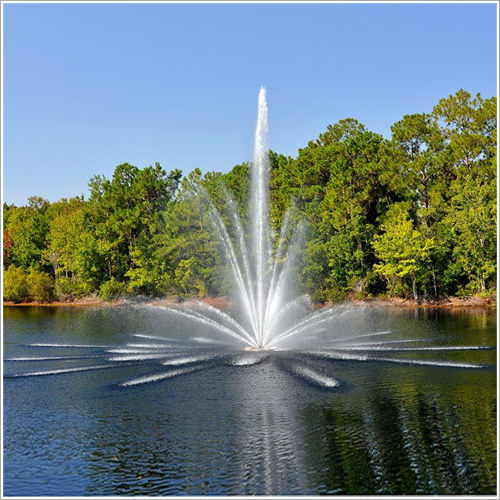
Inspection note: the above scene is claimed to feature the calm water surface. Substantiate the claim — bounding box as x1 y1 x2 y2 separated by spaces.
3 305 497 496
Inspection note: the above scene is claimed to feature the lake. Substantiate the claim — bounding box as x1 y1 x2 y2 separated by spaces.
3 304 497 495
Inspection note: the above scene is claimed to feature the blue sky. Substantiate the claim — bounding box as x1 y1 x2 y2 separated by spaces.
3 2 497 204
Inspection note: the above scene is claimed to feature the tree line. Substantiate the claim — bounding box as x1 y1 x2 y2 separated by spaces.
3 90 496 303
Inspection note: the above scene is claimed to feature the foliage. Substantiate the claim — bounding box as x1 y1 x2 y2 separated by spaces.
3 197 51 271
3 265 30 303
2 90 496 303
3 265 54 302
373 205 434 299
26 269 55 302
55 276 93 301
99 278 128 300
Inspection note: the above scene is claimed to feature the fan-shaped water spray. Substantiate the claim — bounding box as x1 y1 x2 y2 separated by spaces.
184 87 311 349
5 89 494 389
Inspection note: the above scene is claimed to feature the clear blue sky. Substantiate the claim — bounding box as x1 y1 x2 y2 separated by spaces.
3 2 497 204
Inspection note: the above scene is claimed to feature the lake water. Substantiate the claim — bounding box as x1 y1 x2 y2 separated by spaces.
3 304 497 496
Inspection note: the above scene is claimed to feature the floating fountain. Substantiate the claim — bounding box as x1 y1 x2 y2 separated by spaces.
5 88 493 389
194 86 309 350
135 86 316 352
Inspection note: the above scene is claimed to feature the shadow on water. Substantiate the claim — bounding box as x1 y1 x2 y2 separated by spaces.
301 380 496 495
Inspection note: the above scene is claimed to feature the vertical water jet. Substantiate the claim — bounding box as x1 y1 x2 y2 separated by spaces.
251 87 271 347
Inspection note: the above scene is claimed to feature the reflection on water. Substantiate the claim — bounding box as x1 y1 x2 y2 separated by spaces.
3 306 497 495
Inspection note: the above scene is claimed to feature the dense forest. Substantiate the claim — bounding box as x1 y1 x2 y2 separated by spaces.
3 90 497 303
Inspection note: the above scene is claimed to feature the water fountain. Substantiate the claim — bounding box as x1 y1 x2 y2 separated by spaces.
184 86 310 350
5 88 494 389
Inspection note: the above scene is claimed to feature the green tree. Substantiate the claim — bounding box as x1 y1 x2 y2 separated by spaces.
44 197 86 277
444 175 496 295
433 90 497 295
3 197 51 271
301 120 402 299
391 113 450 226
27 268 55 302
373 205 435 299
3 265 30 302
433 90 496 175
86 162 182 287
128 171 222 297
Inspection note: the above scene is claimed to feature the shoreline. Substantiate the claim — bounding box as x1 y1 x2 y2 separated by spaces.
349 296 496 310
2 298 120 308
3 295 496 310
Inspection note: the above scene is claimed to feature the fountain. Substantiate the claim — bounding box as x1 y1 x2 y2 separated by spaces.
190 86 309 350
5 88 494 389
